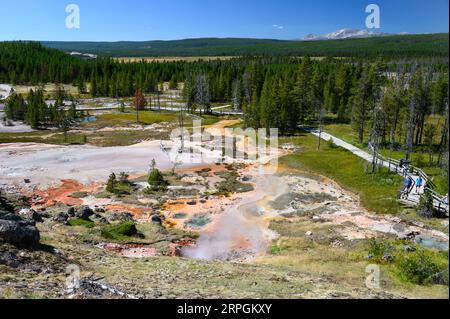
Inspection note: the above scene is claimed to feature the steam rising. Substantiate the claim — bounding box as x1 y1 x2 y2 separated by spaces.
182 207 268 260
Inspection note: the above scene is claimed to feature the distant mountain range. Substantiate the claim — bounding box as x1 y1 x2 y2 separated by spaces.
303 28 403 41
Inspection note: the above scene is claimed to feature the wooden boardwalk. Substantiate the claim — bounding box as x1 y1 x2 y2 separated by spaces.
308 128 449 216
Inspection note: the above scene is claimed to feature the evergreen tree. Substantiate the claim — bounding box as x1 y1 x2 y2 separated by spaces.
351 67 374 144
147 159 168 191
106 173 117 194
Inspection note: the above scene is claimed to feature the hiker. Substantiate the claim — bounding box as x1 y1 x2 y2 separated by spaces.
402 176 414 199
415 176 423 194
404 162 410 177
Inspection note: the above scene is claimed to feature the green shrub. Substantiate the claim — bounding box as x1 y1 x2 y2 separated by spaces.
101 221 140 240
397 250 445 285
417 191 436 218
270 244 283 255
367 238 391 262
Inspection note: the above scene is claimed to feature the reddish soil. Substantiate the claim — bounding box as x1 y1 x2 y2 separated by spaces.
100 243 157 258
105 204 152 220
30 179 99 208
169 239 196 257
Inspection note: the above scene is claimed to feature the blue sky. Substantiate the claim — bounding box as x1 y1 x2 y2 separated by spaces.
0 0 448 41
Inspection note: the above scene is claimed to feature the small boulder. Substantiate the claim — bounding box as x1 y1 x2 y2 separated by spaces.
0 211 22 222
67 207 76 217
91 213 108 225
404 245 416 252
76 206 94 220
151 215 162 225
54 212 69 223
18 208 43 223
106 212 134 223
0 218 40 249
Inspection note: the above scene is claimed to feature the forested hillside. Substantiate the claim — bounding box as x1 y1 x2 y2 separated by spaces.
0 41 186 96
41 34 449 58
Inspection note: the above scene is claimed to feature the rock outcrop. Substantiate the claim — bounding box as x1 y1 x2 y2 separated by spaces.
0 193 40 249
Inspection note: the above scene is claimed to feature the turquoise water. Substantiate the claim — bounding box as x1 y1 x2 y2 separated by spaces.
82 116 97 123
415 235 449 251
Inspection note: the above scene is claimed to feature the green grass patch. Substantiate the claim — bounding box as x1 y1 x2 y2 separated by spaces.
90 111 178 127
67 218 95 229
84 111 221 128
69 191 88 199
0 131 88 145
324 124 363 147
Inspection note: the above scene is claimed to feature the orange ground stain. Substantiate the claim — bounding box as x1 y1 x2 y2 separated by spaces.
231 234 252 250
31 179 98 208
105 204 151 219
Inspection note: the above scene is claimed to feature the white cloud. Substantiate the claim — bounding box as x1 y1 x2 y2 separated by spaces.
272 24 284 30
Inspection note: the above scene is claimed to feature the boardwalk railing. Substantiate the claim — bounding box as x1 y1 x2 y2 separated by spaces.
372 150 448 215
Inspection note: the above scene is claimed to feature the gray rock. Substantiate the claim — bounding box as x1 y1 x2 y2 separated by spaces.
0 219 40 249
0 211 22 222
76 206 94 220
19 208 43 223
430 271 448 285
54 212 69 223
106 212 134 223
404 245 416 252
91 213 108 225
151 215 162 225
67 207 76 217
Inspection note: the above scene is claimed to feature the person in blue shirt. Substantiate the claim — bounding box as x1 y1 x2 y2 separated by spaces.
402 176 414 199
415 176 423 194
